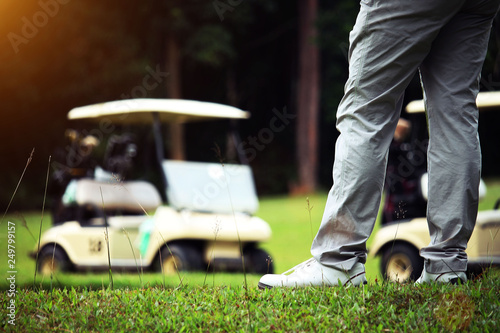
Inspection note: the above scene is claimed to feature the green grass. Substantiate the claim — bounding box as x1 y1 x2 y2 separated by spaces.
258 192 384 282
3 274 500 331
1 179 500 331
478 178 500 211
0 192 381 290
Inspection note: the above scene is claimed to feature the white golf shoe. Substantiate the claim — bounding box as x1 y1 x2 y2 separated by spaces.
258 258 367 289
416 270 466 285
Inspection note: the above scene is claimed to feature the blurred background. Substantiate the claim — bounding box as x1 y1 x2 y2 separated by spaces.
1 0 499 210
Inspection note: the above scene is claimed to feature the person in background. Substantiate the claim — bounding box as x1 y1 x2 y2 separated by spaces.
382 118 427 225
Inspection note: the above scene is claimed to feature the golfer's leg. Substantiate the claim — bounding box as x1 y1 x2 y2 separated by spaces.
311 0 464 271
419 0 500 274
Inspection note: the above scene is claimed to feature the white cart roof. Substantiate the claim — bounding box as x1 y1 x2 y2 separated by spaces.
406 91 500 113
68 98 250 124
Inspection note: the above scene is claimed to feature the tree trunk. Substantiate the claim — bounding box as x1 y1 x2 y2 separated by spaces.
166 34 185 160
295 0 320 194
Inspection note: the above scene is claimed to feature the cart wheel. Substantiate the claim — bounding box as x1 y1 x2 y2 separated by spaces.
158 244 203 275
381 243 423 283
37 245 71 275
244 248 274 274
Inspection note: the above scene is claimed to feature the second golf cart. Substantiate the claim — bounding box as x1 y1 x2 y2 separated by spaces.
370 91 500 282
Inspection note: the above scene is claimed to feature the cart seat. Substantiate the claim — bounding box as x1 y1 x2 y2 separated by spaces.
62 178 162 213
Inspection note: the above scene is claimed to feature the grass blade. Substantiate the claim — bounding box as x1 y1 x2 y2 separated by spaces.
123 228 143 287
33 155 51 288
1 148 34 225
100 187 114 290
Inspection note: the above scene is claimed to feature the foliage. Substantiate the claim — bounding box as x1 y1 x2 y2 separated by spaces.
1 0 500 209
316 0 358 122
0 0 300 209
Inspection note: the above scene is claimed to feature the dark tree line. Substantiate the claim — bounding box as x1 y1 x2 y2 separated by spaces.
0 0 498 210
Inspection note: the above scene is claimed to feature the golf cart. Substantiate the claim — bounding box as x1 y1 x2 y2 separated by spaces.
370 91 500 283
31 99 274 276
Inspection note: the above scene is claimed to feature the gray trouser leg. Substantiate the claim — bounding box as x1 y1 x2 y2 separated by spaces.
419 2 500 273
311 0 500 271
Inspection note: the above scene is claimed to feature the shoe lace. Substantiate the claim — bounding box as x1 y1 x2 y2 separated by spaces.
283 258 316 276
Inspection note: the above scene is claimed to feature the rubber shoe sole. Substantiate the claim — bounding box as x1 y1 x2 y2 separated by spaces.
258 258 367 289
258 272 367 290
415 270 466 285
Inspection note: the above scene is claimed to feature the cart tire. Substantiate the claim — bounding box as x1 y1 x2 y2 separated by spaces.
245 248 274 274
37 245 71 275
494 198 500 210
157 244 203 275
381 243 423 283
